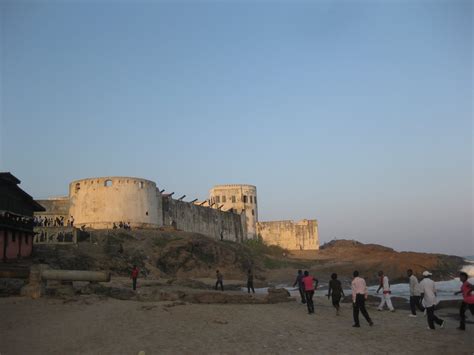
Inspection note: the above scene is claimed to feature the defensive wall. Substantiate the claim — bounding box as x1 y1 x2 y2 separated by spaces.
162 197 246 242
34 177 320 249
256 220 319 250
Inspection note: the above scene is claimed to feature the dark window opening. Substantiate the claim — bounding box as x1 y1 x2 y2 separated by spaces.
216 196 220 203
252 209 255 216
75 183 80 193
146 211 149 216
104 180 113 187
243 195 248 203
250 196 253 203
222 196 226 203
254 196 257 204
232 195 236 203
139 181 144 189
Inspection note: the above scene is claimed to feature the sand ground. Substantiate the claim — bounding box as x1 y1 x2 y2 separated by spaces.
1 295 473 355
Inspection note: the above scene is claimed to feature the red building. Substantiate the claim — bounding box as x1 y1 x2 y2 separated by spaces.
0 173 45 262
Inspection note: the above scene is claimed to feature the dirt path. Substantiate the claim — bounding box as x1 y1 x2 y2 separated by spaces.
1 296 472 354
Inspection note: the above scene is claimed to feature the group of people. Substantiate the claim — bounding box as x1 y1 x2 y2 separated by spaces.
128 265 474 332
34 215 74 227
292 268 474 331
112 221 132 230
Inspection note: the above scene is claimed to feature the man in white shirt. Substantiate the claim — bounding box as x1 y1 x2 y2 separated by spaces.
351 270 374 327
419 271 445 330
376 271 395 311
407 269 424 317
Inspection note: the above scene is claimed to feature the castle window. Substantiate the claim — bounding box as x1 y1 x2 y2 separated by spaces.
232 195 236 203
75 183 80 193
252 209 255 216
216 196 220 203
254 196 257 205
250 196 253 204
104 180 113 187
222 196 226 203
139 181 144 189
243 195 248 203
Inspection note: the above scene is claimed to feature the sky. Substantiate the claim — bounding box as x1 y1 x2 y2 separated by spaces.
1 0 472 255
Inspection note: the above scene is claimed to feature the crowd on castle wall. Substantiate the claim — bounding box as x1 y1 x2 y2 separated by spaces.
34 215 74 228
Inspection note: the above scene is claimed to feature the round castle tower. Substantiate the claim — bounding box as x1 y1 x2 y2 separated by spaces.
209 184 258 239
69 177 160 229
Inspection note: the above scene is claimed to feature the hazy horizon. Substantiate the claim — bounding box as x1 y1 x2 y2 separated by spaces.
1 0 472 256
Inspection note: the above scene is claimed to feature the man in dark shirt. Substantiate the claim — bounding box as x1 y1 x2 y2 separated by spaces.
293 269 306 304
215 270 224 291
247 269 255 294
328 273 345 315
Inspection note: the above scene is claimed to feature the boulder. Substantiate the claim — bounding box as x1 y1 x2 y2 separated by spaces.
265 287 292 303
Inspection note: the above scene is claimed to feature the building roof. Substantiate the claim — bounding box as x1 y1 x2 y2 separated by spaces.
0 172 45 213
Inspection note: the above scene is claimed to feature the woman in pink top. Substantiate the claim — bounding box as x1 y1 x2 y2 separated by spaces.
454 272 474 330
302 271 319 314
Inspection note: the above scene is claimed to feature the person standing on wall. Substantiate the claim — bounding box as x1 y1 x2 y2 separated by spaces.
454 271 474 331
376 271 395 312
302 270 318 314
327 273 345 315
419 271 445 330
407 269 424 317
131 265 139 291
247 269 255 294
215 270 224 291
351 270 374 328
292 270 306 304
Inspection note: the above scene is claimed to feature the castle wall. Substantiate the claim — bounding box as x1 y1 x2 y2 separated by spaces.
69 177 161 229
163 197 246 242
36 197 70 220
257 219 319 250
209 185 258 239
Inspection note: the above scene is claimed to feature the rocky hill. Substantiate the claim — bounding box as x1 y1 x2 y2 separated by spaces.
31 231 465 286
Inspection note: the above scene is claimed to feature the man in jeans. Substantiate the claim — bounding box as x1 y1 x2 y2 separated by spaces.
302 270 318 314
215 270 224 291
351 270 374 327
407 269 424 317
420 271 445 330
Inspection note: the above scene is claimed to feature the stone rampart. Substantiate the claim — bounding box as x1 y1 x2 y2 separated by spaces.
257 219 319 250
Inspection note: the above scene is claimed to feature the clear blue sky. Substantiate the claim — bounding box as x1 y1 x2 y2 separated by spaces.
1 0 472 255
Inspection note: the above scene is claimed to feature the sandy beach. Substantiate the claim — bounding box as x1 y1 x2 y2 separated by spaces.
1 293 473 355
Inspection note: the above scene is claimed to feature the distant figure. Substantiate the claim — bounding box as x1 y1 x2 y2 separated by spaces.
247 269 255 294
302 270 318 314
113 222 118 229
70 216 74 227
351 270 373 327
419 271 445 330
119 221 124 228
407 269 424 317
220 231 224 241
131 265 139 291
293 270 306 304
376 271 395 312
328 273 345 315
454 271 474 331
215 270 224 291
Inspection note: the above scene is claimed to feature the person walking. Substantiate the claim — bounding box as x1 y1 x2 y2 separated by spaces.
292 270 306 304
302 270 318 314
247 269 255 294
351 270 374 327
215 270 224 291
376 271 395 312
407 269 424 317
327 273 345 315
454 271 474 331
130 265 139 291
419 271 445 330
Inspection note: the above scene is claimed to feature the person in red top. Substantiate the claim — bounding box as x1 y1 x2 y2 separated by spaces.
131 265 139 291
454 271 474 330
302 270 319 314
